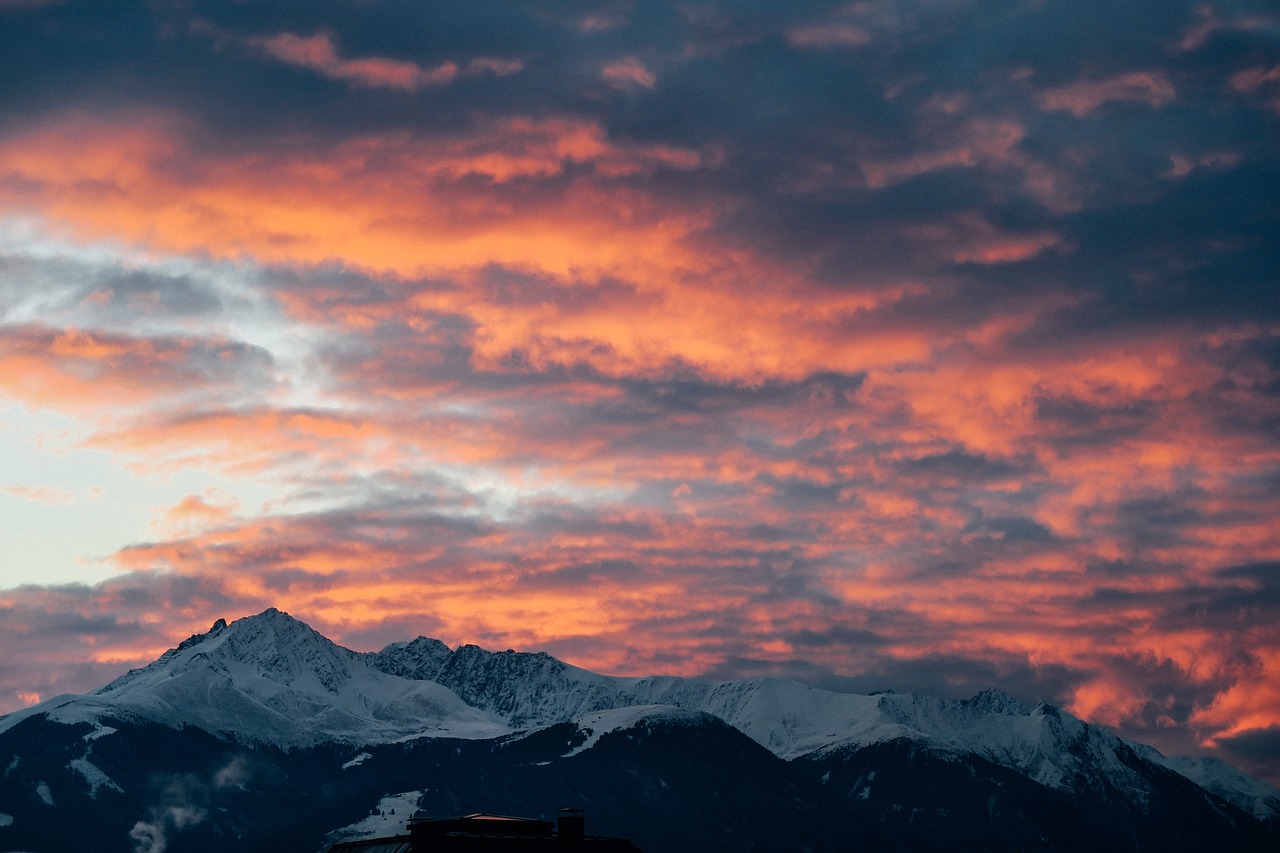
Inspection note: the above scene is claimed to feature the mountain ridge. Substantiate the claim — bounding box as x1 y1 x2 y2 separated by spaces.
1 608 507 747
3 607 1277 826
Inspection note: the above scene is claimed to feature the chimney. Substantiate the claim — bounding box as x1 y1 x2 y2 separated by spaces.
557 807 585 842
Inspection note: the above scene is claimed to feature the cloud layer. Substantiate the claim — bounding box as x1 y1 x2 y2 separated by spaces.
1 0 1278 783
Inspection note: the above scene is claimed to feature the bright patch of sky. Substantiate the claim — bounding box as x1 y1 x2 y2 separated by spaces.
0 219 620 586
0 403 275 588
0 222 292 588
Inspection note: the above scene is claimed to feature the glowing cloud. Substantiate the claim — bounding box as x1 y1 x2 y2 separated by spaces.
253 31 458 90
601 57 656 89
786 23 872 49
1037 72 1176 116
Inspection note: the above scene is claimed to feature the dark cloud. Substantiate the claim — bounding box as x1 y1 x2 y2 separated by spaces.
1217 726 1280 786
969 515 1057 544
0 251 236 324
784 625 891 649
1076 563 1280 635
1033 393 1157 451
0 572 240 706
894 449 1032 481
515 559 646 590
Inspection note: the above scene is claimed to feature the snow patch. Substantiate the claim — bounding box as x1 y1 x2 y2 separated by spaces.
0 812 13 827
562 705 690 757
82 724 117 742
3 756 17 778
323 790 420 845
342 752 373 770
68 757 124 798
35 781 53 805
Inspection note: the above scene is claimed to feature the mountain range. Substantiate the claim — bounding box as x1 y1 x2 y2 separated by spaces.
1 608 1276 851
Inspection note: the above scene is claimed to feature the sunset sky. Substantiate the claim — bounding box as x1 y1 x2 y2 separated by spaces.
1 1 1278 782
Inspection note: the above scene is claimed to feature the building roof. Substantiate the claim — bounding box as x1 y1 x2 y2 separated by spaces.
410 813 556 837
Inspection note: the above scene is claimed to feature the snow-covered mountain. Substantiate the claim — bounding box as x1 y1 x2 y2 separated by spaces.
379 631 1280 818
1148 751 1280 821
1 607 1277 853
0 608 506 746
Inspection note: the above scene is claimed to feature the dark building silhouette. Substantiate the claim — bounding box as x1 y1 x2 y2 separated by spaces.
328 808 641 852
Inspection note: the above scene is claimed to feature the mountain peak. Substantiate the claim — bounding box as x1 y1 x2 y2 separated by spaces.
963 687 1029 716
92 608 348 700
248 606 293 623
209 609 357 691
371 636 453 680
40 610 511 747
223 607 337 646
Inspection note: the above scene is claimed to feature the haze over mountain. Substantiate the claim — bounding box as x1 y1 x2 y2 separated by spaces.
1 610 1276 851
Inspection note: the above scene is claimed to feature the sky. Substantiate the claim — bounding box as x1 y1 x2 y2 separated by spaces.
0 0 1278 783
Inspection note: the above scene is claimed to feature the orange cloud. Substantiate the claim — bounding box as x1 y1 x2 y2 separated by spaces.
902 214 1062 265
857 118 1033 189
151 493 241 538
2 485 76 504
86 407 401 476
1230 65 1280 93
253 31 459 90
1195 649 1280 743
786 23 871 49
0 113 976 384
1164 151 1241 179
0 112 707 276
1037 72 1176 116
0 323 269 412
600 57 656 89
1177 5 1275 52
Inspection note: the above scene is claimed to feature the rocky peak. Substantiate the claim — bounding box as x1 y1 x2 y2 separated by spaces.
210 609 357 691
963 688 1030 716
434 645 581 724
370 636 453 680
439 645 567 685
1031 700 1061 719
